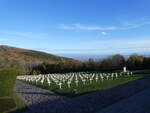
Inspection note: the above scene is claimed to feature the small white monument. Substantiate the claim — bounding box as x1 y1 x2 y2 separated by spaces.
90 78 92 83
67 82 71 88
75 80 78 86
58 82 62 89
101 75 104 82
95 77 98 82
82 79 86 84
123 67 127 72
106 75 109 80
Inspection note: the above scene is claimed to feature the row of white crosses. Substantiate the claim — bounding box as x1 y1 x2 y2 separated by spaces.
17 67 133 89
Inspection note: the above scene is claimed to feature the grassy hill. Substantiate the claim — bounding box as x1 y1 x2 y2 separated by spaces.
0 45 74 73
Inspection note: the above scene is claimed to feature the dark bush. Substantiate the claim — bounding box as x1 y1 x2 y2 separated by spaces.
0 68 17 97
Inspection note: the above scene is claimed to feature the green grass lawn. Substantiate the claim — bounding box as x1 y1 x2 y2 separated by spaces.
53 76 143 97
0 69 27 113
133 69 150 76
24 74 143 97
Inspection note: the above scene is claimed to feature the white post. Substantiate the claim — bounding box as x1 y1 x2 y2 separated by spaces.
58 82 62 89
48 82 50 86
90 78 92 84
123 67 127 72
95 77 98 82
83 79 86 85
115 73 118 78
67 82 71 88
101 76 104 82
75 80 78 86
111 73 114 80
106 76 109 80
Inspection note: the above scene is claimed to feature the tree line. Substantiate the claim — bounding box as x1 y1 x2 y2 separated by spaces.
30 54 150 74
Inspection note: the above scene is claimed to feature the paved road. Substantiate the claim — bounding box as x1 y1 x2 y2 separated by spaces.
97 88 150 113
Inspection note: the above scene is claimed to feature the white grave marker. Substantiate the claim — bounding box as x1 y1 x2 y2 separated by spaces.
123 67 127 72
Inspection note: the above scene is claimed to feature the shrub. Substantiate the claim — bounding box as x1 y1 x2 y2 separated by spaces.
0 68 17 97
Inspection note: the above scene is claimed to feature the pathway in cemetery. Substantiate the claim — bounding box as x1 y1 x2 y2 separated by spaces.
97 87 150 113
15 78 150 113
15 81 77 113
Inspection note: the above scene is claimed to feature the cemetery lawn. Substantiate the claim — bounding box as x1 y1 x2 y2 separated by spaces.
133 69 150 77
26 75 143 97
0 69 27 113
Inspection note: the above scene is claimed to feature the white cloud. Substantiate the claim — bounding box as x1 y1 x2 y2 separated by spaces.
59 19 150 31
59 24 117 30
35 39 150 55
101 32 107 36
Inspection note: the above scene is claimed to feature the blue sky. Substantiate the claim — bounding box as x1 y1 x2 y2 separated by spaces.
0 0 150 57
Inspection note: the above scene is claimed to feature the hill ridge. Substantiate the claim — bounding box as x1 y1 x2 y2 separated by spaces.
0 45 75 72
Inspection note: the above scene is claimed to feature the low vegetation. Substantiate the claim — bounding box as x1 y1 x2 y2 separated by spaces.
41 76 143 97
32 54 150 74
0 69 17 97
0 97 16 113
0 69 27 113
